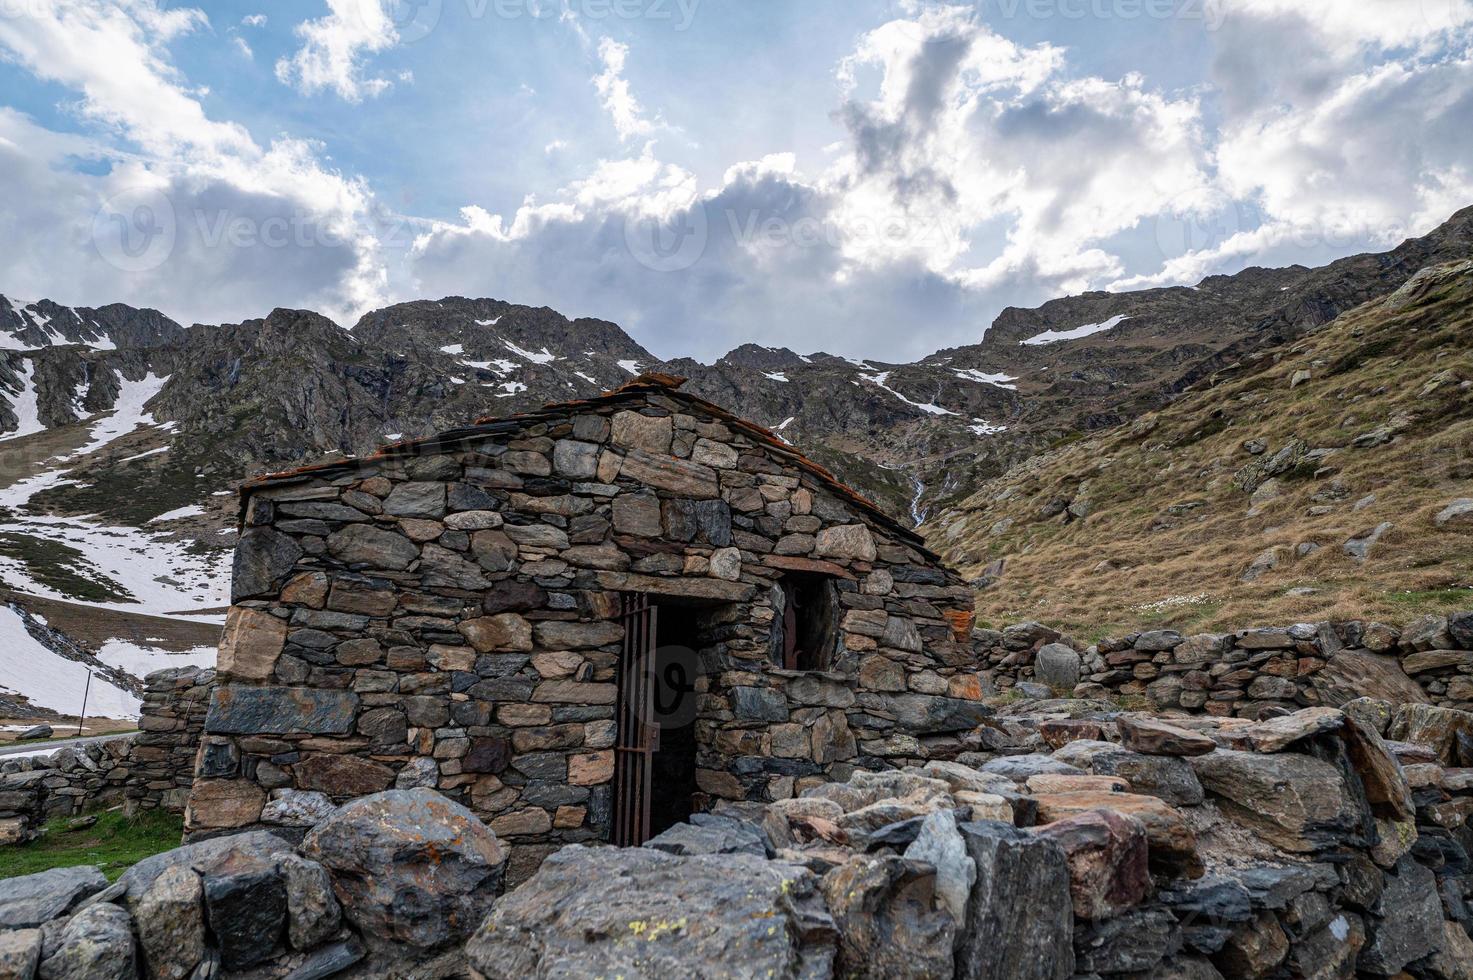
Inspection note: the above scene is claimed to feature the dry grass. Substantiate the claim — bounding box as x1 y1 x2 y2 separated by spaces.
927 264 1473 639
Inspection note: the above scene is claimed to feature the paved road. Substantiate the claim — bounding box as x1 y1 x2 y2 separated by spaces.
0 732 135 758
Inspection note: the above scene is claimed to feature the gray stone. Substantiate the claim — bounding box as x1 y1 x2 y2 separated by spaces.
643 817 769 858
36 903 136 980
466 846 833 979
553 440 601 478
383 481 447 518
1433 498 1473 528
301 788 507 951
822 855 955 980
0 866 108 929
1189 749 1359 852
731 686 790 722
1135 630 1184 652
284 939 365 980
232 527 304 602
1358 856 1442 974
1052 741 1204 806
1073 907 1181 975
815 524 877 561
957 821 1074 980
980 755 1084 782
394 756 440 790
884 694 991 734
326 523 419 570
134 865 204 980
0 929 42 980
204 686 358 735
260 789 338 827
1344 521 1393 559
1034 643 1081 689
904 809 975 927
118 832 289 902
277 854 341 950
202 860 286 971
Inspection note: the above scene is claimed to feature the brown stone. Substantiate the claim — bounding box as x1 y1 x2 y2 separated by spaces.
858 655 906 692
490 808 553 836
295 755 395 797
533 681 618 704
1026 774 1130 795
610 410 673 454
280 571 329 608
1387 702 1473 764
1032 791 1201 877
1031 809 1150 920
1216 910 1289 978
612 494 662 536
1117 716 1216 756
568 750 615 786
1241 706 1344 752
1189 749 1357 853
1038 719 1105 750
760 554 856 579
460 613 534 652
618 450 718 497
1340 711 1414 821
186 779 265 829
217 607 287 682
815 524 877 561
532 620 624 649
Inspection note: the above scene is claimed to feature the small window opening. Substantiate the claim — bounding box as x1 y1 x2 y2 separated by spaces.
772 573 840 671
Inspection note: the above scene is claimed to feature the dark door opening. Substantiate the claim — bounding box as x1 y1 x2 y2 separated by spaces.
612 595 704 846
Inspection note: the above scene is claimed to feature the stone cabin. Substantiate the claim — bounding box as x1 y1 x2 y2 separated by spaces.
188 374 985 878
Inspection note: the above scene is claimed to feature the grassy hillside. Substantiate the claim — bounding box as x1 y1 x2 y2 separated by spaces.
927 260 1473 638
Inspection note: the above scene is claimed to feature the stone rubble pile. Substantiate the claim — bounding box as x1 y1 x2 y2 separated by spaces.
0 668 212 845
0 788 506 980
6 704 1473 977
472 700 1473 979
979 612 1473 725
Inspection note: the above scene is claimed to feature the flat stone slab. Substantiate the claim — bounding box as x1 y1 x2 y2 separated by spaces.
205 686 359 735
0 866 107 928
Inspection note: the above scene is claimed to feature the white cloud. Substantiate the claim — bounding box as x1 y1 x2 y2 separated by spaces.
0 1 390 326
232 35 253 60
593 38 657 141
275 0 401 102
242 14 268 28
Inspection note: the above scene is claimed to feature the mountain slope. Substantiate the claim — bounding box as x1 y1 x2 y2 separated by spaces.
926 259 1473 637
0 207 1471 693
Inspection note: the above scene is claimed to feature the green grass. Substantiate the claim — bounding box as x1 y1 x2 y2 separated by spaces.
1383 586 1473 610
0 809 183 882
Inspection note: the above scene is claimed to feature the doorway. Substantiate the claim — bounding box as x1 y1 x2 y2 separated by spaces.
611 594 706 846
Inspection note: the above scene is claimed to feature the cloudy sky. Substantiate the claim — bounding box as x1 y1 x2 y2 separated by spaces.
1 0 1470 361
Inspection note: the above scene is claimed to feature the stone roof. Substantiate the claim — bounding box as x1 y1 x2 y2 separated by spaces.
241 372 938 555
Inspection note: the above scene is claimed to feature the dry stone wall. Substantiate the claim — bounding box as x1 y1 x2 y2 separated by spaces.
980 612 1473 729
192 385 986 879
0 667 212 843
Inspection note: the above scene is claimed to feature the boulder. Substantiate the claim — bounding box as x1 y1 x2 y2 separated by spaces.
1213 910 1288 978
903 809 975 927
1073 907 1182 975
1190 750 1359 852
301 788 507 951
822 855 955 979
1052 741 1204 807
980 755 1084 782
1357 856 1442 974
1339 713 1415 822
1343 522 1393 559
119 831 288 901
134 865 205 980
278 853 342 950
643 816 769 858
1033 644 1081 690
17 724 52 740
0 866 107 928
1313 650 1428 707
1031 809 1150 920
0 930 42 979
232 527 304 601
466 846 833 979
956 821 1074 980
201 853 286 972
1387 702 1473 764
1240 707 1344 753
1030 791 1201 877
1117 716 1216 757
36 903 137 980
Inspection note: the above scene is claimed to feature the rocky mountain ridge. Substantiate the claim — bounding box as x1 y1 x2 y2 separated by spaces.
0 206 1470 652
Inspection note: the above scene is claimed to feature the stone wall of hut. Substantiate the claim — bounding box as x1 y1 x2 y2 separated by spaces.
188 388 986 879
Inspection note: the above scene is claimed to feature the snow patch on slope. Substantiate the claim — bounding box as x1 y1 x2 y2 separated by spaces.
0 606 140 718
860 372 957 416
0 360 45 440
952 368 1018 390
1021 314 1130 346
